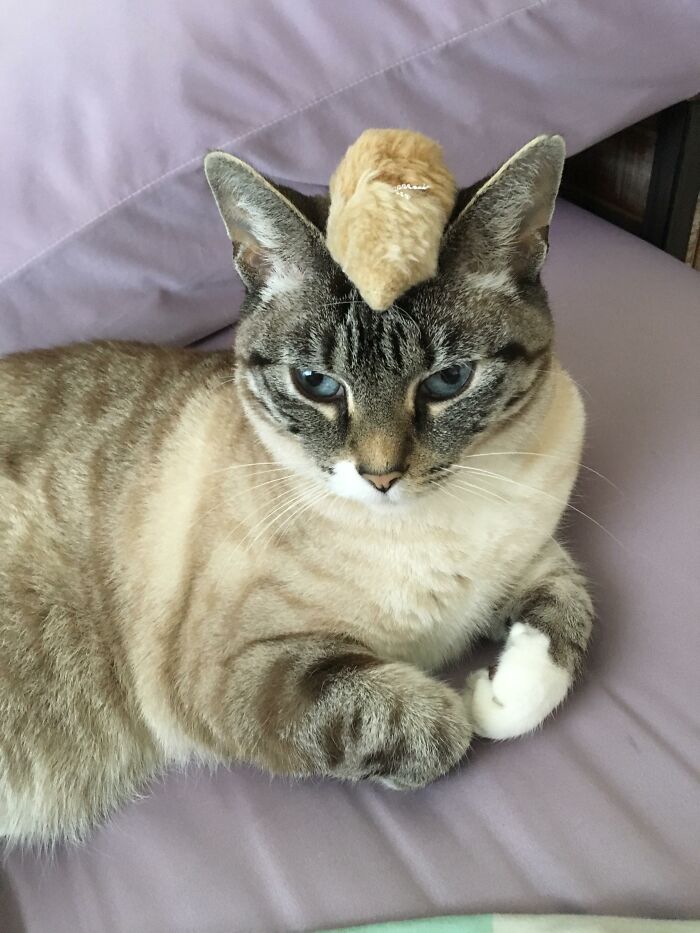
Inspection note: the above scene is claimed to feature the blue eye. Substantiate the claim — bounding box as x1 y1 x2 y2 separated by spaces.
421 363 473 400
292 368 344 401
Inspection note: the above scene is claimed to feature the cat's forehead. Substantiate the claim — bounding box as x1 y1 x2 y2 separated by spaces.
298 278 523 372
246 263 551 379
323 302 427 378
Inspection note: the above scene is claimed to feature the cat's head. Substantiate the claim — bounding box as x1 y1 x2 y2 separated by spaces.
204 135 564 507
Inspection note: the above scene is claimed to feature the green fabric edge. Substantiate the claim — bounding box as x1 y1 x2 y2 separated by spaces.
324 916 700 933
326 915 492 933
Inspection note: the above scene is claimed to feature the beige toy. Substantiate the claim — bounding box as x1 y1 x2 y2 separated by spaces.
326 128 457 311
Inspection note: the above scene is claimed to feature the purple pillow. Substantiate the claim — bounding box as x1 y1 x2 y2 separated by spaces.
2 0 699 354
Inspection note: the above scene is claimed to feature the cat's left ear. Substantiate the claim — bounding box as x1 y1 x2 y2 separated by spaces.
441 135 565 284
204 150 328 295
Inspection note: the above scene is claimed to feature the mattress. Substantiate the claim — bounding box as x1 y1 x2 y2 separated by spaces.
1 200 699 932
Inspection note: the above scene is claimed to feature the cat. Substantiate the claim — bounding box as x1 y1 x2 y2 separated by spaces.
0 135 593 846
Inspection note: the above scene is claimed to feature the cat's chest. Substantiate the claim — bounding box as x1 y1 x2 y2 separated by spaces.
324 507 535 669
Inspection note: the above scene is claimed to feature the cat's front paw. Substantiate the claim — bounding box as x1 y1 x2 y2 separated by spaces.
335 668 472 789
466 623 571 740
364 688 472 789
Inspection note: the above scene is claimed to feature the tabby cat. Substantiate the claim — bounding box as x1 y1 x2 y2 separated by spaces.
0 135 593 846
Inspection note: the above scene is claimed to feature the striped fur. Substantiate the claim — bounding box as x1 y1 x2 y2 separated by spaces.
0 137 593 845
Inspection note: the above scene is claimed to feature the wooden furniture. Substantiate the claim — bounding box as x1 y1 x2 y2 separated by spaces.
562 96 700 270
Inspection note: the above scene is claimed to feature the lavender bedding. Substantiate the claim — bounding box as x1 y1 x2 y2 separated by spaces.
2 0 700 355
2 1 700 931
1 202 699 932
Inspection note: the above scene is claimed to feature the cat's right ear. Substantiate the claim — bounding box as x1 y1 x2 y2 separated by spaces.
204 151 327 294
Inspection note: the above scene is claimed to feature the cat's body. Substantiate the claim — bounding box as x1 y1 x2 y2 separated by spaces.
0 135 594 845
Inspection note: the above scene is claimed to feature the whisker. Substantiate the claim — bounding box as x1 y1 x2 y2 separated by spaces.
205 462 290 476
210 480 321 584
239 481 323 554
242 494 313 554
460 451 618 489
451 465 625 548
429 478 507 510
315 299 361 310
445 478 511 507
222 474 297 506
239 481 318 541
192 470 297 533
431 478 562 552
240 484 312 534
550 369 593 402
262 489 333 548
437 465 511 503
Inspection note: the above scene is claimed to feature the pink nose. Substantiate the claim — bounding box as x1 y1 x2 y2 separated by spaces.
360 471 402 493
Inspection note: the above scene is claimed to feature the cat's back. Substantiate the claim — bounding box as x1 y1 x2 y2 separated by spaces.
0 339 235 609
0 341 233 467
0 339 235 625
0 340 237 644
0 341 237 842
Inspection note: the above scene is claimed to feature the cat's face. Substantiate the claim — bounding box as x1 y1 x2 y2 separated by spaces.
205 136 563 507
232 276 552 507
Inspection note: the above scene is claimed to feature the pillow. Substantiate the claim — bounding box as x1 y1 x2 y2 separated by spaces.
2 0 699 353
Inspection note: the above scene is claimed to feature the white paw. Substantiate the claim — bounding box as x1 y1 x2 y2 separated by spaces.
466 623 571 740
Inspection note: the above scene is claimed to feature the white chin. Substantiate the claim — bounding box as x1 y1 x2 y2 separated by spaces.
327 460 401 506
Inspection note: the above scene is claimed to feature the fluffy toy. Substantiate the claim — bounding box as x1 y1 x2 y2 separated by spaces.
326 128 457 311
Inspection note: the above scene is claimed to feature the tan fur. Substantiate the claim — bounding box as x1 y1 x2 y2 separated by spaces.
326 129 457 310
0 342 583 845
1 133 588 845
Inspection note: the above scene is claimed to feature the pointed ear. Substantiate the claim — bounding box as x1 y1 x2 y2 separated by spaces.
204 151 327 294
441 135 565 284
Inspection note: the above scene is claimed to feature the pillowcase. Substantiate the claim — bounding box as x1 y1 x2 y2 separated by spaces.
2 0 699 353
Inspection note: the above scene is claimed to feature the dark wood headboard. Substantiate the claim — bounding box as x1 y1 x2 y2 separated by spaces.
561 95 700 270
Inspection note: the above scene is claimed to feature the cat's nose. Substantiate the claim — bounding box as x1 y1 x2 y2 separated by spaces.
358 469 403 493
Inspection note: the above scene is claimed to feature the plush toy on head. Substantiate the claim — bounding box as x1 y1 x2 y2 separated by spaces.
326 128 457 311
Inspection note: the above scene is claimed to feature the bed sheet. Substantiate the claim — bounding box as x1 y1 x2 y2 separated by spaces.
1 201 699 932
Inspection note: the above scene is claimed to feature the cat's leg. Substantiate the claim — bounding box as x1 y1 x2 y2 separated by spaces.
467 541 593 740
197 630 472 788
483 602 512 643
